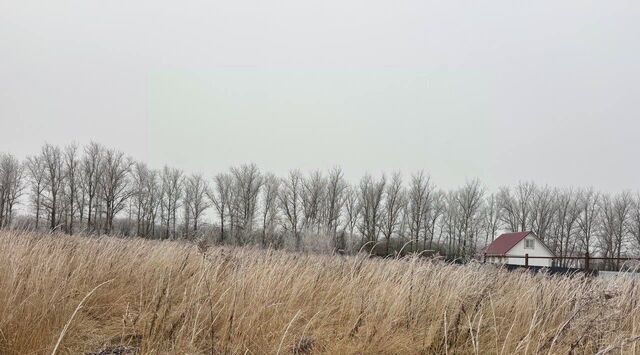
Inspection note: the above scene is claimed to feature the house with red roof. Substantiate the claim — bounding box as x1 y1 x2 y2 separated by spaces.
485 231 555 267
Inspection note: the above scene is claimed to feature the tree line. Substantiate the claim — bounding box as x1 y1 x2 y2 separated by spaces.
2 142 640 260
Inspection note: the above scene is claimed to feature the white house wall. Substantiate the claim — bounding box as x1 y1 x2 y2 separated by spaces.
505 237 554 267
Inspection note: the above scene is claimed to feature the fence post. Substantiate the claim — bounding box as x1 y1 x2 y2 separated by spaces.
525 253 529 267
585 252 590 271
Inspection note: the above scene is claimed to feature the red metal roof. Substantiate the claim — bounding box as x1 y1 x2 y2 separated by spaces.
485 231 532 255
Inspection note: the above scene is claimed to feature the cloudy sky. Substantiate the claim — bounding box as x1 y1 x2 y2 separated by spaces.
1 1 638 191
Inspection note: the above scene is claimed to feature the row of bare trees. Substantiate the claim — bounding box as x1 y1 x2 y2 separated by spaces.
3 142 640 259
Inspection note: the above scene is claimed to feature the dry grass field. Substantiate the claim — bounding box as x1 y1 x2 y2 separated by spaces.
0 230 639 354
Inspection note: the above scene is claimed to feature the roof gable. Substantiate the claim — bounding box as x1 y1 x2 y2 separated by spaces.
485 231 532 255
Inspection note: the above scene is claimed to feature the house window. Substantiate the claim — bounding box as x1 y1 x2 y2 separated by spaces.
524 239 535 249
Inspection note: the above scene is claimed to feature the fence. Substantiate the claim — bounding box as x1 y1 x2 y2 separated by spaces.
483 252 640 272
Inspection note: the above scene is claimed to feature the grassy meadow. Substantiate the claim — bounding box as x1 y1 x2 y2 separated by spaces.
0 230 639 354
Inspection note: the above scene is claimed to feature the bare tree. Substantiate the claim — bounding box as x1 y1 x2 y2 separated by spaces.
81 142 103 232
498 182 536 233
577 188 600 255
260 173 280 247
396 197 411 247
145 169 161 238
100 148 133 234
612 191 633 268
481 193 502 247
453 179 485 256
41 144 65 231
599 194 617 266
530 185 556 240
441 191 462 255
549 189 580 264
497 187 518 232
324 167 347 251
279 170 304 250
133 162 149 236
343 185 361 245
358 174 386 248
6 162 24 228
631 194 640 255
515 182 536 231
381 172 404 255
301 170 325 233
63 144 79 234
160 166 183 239
26 155 46 229
407 171 432 252
230 164 262 244
183 174 210 239
425 190 446 250
0 153 24 228
132 162 161 238
208 172 232 243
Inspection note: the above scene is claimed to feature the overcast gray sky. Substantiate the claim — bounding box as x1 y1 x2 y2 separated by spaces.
1 1 639 191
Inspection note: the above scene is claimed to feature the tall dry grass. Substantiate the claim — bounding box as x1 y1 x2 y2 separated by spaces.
0 230 639 354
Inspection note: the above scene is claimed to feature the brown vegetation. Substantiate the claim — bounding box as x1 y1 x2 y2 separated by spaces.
1 230 639 354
